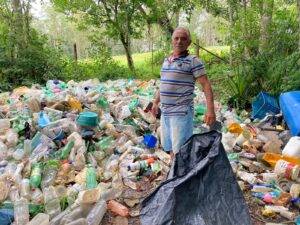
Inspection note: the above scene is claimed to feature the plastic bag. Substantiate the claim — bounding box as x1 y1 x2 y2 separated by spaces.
141 131 251 225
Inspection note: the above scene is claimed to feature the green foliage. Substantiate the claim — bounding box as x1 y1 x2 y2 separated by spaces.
0 27 66 91
223 0 300 109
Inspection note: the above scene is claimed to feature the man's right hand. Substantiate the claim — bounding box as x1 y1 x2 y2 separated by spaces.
151 102 159 117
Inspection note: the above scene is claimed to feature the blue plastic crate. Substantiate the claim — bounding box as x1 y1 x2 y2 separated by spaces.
252 92 280 119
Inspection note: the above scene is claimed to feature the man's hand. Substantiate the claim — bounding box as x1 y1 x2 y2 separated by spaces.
151 102 159 117
204 111 216 126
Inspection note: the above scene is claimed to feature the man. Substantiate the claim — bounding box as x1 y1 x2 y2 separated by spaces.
151 27 216 158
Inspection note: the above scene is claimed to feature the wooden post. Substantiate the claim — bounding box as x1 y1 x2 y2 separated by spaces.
73 43 78 62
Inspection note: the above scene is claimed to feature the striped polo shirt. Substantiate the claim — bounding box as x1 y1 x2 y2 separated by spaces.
160 53 206 116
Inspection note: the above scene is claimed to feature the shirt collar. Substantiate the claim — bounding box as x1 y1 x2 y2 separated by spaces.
168 50 189 62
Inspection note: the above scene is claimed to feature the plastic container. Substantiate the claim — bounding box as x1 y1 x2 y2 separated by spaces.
279 91 300 136
262 152 300 167
38 111 51 128
20 179 30 199
76 111 99 128
0 119 10 134
14 197 29 225
27 213 50 225
41 160 60 190
30 163 42 188
86 199 107 225
107 200 129 217
274 160 300 181
252 92 280 119
282 137 300 158
44 186 61 218
86 164 97 189
143 134 157 148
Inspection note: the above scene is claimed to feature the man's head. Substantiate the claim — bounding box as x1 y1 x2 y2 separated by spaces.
172 27 191 55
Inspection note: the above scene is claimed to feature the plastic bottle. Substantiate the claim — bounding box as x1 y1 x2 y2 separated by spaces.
86 164 97 189
262 152 300 167
237 171 259 185
41 160 60 190
27 213 50 225
115 140 133 154
6 129 18 147
282 137 300 158
290 184 300 198
0 119 10 134
127 158 155 171
86 199 107 225
107 200 129 217
66 185 78 206
13 148 24 161
59 140 75 160
44 186 61 218
14 197 29 225
96 136 114 152
31 188 44 204
38 111 51 128
66 218 88 225
30 163 42 188
20 179 30 199
274 160 300 181
9 185 20 202
23 139 32 156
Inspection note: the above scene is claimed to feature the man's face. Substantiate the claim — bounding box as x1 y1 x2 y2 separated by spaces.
172 29 191 54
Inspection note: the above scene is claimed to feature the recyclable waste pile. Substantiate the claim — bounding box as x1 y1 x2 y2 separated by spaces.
0 79 174 225
0 77 299 225
222 109 300 224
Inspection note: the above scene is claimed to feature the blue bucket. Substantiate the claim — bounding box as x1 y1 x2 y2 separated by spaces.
143 134 157 148
252 92 280 119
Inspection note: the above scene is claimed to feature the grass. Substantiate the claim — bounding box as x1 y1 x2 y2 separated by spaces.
112 46 230 66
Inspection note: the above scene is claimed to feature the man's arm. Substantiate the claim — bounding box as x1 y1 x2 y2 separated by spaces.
196 75 216 125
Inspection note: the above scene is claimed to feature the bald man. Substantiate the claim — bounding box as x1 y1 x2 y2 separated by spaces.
151 27 216 158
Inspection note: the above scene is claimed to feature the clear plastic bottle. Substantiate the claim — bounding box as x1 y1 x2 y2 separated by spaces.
0 119 10 134
41 160 59 190
9 185 20 202
27 213 49 225
44 186 61 218
20 178 31 199
86 199 107 225
23 139 31 156
66 218 88 225
14 197 29 225
31 188 44 204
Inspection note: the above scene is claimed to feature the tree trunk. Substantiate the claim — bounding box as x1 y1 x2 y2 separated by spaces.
11 0 24 58
297 0 300 51
259 0 274 53
228 0 234 66
120 34 135 73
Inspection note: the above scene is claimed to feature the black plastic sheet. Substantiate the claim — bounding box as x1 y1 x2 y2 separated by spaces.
141 131 251 225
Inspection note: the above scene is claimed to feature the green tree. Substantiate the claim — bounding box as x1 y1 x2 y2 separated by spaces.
52 0 145 73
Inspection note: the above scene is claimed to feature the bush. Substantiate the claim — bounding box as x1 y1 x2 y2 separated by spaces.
0 29 65 91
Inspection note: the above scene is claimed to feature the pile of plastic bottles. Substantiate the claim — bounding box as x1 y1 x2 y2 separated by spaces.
0 79 174 225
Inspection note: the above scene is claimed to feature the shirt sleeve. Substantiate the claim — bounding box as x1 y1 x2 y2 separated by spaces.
191 57 206 78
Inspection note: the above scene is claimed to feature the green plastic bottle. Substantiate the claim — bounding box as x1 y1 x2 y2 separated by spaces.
96 136 114 152
129 98 139 112
60 140 75 160
97 96 109 110
86 164 97 189
30 163 42 188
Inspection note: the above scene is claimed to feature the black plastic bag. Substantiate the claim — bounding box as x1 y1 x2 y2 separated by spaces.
140 131 251 225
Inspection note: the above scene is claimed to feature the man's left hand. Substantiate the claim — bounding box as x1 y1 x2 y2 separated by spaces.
204 111 216 126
